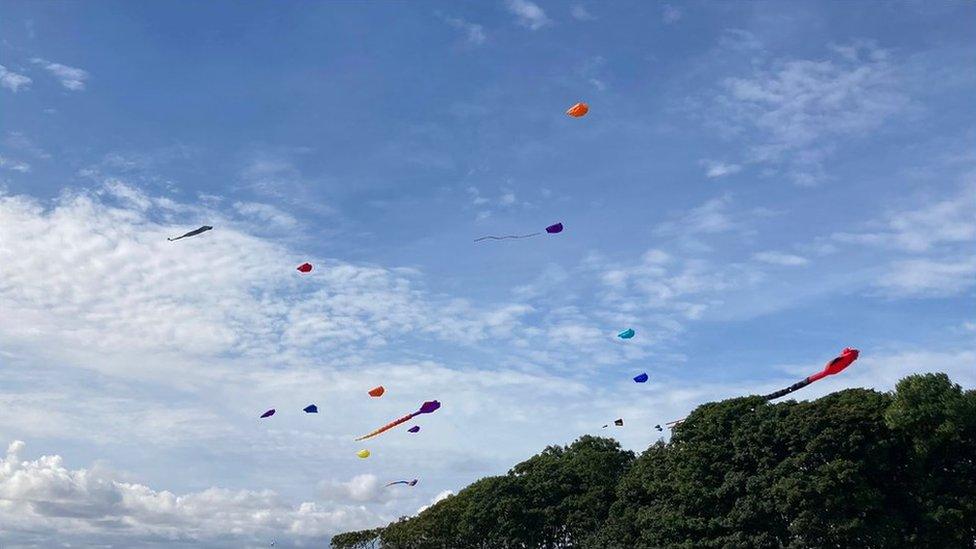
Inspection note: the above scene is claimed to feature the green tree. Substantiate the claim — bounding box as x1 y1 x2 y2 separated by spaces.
377 436 633 548
884 373 976 547
331 528 382 549
335 373 976 549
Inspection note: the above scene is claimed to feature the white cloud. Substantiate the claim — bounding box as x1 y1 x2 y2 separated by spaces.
876 258 976 298
320 474 388 504
442 15 486 45
467 185 528 219
661 4 682 24
655 194 739 236
713 42 906 185
0 155 31 173
752 251 809 266
31 58 90 91
467 186 489 205
0 64 32 92
701 160 742 178
0 187 539 377
718 28 763 52
570 4 594 21
4 131 52 160
831 179 976 297
0 182 643 542
239 151 336 217
0 441 385 546
591 247 761 324
506 0 551 30
833 181 976 253
417 490 454 514
233 201 298 228
102 178 153 210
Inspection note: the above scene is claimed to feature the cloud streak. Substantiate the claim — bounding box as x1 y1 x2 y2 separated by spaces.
0 441 386 546
441 14 487 45
506 0 551 30
710 41 907 185
31 58 90 91
0 64 32 92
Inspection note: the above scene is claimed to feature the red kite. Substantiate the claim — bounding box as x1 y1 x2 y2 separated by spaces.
763 348 860 400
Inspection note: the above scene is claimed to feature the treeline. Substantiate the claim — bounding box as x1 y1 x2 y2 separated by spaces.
332 373 976 548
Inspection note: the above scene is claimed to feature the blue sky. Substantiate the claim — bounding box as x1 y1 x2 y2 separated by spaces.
0 1 974 546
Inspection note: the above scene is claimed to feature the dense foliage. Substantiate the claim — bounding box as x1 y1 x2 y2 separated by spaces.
332 374 976 548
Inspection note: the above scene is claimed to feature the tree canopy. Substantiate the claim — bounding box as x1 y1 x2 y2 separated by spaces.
333 373 976 548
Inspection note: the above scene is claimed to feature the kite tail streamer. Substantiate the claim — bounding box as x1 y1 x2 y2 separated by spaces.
356 413 415 441
473 232 542 243
762 378 814 401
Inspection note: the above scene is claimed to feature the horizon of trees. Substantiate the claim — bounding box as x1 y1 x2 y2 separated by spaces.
333 373 976 548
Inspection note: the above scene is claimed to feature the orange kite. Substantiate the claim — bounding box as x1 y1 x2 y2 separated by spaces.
368 386 385 397
566 102 589 117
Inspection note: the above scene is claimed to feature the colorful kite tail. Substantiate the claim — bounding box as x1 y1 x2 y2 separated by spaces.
473 232 541 243
355 413 416 441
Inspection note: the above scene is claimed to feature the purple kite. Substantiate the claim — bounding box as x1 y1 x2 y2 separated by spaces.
356 400 441 441
385 479 419 487
407 426 421 433
474 222 563 243
260 409 275 418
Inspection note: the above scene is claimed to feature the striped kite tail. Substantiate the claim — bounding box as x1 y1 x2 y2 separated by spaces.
355 413 415 441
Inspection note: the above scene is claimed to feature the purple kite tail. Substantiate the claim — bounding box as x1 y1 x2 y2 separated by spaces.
474 232 542 243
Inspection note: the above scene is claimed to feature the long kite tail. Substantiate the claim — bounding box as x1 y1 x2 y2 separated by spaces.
473 232 541 243
356 413 415 441
761 377 814 401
